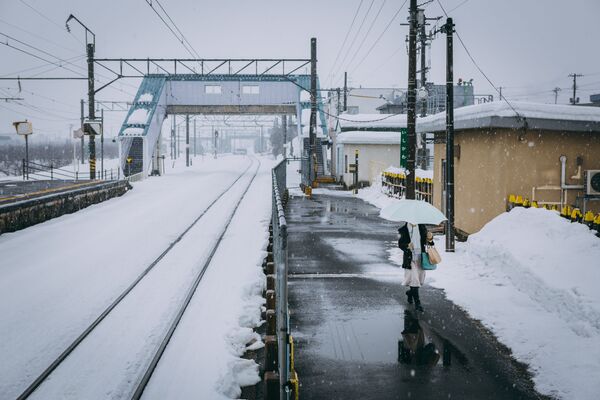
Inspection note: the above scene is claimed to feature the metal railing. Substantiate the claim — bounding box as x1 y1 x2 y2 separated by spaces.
271 159 290 399
22 160 121 181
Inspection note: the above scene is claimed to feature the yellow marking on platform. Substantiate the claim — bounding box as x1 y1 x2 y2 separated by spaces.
0 181 100 204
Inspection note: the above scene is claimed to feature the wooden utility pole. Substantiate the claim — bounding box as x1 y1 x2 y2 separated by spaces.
569 73 583 105
405 0 418 200
343 71 348 112
442 17 455 252
553 87 561 104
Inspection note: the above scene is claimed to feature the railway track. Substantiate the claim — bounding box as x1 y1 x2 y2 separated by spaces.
17 157 261 400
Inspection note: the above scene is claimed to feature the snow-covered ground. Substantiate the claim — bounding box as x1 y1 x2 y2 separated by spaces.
0 155 273 399
359 183 600 400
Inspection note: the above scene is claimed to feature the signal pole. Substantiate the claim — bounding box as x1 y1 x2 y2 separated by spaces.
309 37 318 183
568 73 583 105
405 0 418 200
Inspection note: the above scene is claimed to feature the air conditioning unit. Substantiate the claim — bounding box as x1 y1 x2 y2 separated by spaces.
586 170 600 195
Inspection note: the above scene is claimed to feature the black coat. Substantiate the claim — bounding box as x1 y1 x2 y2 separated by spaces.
398 224 433 269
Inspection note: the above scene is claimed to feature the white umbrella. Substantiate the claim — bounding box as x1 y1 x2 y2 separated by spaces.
380 199 447 225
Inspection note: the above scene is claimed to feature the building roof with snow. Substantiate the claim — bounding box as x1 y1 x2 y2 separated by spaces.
416 101 600 133
337 113 407 131
336 130 402 145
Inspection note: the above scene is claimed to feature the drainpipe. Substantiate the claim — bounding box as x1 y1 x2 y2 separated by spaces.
560 155 584 190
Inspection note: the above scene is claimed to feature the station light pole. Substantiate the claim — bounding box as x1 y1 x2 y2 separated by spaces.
66 14 97 179
13 120 33 180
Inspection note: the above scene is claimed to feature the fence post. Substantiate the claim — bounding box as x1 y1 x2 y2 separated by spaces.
50 164 53 180
76 171 78 181
22 159 25 181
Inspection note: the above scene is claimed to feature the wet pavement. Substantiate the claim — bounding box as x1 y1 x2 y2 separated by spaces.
287 191 548 400
0 180 96 204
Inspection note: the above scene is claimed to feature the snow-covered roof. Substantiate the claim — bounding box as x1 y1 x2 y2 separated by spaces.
337 130 401 145
416 101 600 133
338 113 407 130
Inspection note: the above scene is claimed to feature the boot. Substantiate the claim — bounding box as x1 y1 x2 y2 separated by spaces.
406 290 413 304
412 287 424 312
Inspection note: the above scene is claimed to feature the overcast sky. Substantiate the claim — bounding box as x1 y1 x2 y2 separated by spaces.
1 0 599 139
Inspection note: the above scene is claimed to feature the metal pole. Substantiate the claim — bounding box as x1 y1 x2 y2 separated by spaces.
405 0 418 200
101 108 104 179
309 37 318 183
193 118 197 157
80 99 84 164
186 114 190 167
419 9 427 118
282 115 287 159
87 42 96 179
25 135 29 180
343 72 348 112
443 17 455 252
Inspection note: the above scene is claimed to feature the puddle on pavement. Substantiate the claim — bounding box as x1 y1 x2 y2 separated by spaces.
316 307 467 368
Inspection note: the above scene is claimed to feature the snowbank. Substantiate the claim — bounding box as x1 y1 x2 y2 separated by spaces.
363 183 600 400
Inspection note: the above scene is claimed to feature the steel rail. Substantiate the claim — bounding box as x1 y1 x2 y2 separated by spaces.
131 158 261 399
16 159 255 400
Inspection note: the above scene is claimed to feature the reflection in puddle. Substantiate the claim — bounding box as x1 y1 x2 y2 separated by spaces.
398 310 467 368
316 308 403 363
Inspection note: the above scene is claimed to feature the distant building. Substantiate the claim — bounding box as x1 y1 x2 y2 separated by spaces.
418 101 600 234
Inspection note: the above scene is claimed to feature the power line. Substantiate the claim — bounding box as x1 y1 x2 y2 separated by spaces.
328 0 364 86
144 0 201 61
349 0 408 77
0 17 81 55
336 0 376 81
343 0 388 74
435 0 522 121
18 0 84 45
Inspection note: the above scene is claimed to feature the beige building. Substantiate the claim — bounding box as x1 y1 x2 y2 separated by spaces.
418 101 600 234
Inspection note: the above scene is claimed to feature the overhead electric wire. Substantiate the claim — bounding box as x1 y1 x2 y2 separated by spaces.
0 17 81 55
0 54 85 78
349 0 408 77
328 0 364 86
18 0 84 45
435 0 523 120
336 0 376 81
144 0 201 61
342 0 388 74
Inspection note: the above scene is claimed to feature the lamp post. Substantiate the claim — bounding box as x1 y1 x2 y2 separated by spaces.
13 120 33 180
66 14 97 179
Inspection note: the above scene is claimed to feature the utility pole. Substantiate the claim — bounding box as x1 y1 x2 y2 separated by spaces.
80 99 84 164
568 73 583 105
171 116 175 159
185 114 190 167
309 37 318 183
442 17 455 252
343 72 348 112
405 0 418 200
86 41 96 178
193 118 197 157
498 86 503 101
100 108 104 179
419 9 427 118
553 87 561 104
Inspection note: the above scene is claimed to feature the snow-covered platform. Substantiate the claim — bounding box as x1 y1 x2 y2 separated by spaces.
286 190 545 399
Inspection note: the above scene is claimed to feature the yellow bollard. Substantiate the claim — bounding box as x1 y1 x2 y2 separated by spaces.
532 200 539 208
507 194 516 211
570 208 582 223
584 211 595 228
523 198 531 208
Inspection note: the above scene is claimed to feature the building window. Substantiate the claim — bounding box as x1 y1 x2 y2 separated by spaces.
345 154 348 173
242 85 260 95
205 85 222 94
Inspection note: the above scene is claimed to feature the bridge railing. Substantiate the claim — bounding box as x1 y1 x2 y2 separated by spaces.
271 159 293 399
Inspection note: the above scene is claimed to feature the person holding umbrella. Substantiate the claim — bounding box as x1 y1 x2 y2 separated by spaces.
398 222 434 312
380 199 446 312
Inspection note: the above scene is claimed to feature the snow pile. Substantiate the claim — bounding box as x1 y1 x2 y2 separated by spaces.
127 109 150 125
138 93 153 102
359 183 600 399
382 204 600 400
384 166 433 180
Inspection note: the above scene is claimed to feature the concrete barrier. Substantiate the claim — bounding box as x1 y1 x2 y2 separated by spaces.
0 180 131 235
